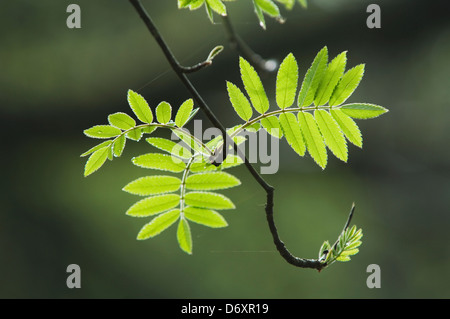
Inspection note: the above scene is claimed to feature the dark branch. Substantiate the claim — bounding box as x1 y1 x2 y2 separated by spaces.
221 15 278 74
128 0 324 270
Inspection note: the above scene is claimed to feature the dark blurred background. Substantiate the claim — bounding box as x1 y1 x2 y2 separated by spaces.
1 0 449 298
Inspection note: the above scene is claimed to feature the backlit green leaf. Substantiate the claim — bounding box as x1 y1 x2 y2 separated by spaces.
255 0 280 17
297 46 328 107
84 147 109 176
260 115 283 138
146 137 192 159
314 110 347 162
156 101 172 124
132 153 187 173
81 140 113 157
175 99 194 128
240 57 269 114
123 176 182 196
329 64 365 106
253 0 266 29
298 112 327 169
84 125 122 139
279 112 305 156
184 207 228 228
108 112 136 130
330 109 362 148
177 218 192 254
340 103 388 119
127 89 153 124
126 127 143 141
186 172 241 190
227 81 253 122
314 51 347 106
206 0 227 16
137 209 180 240
185 192 235 210
113 134 126 157
126 194 180 217
276 53 298 109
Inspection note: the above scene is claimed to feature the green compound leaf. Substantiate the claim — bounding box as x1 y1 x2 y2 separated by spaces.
108 112 136 130
260 115 283 138
314 51 347 106
323 225 363 266
340 103 388 119
185 192 235 210
298 111 327 169
227 81 253 122
127 89 154 124
113 134 126 157
314 110 347 162
175 99 194 128
184 207 228 228
330 109 362 148
172 129 209 155
146 137 192 159
84 146 110 176
156 101 172 124
123 176 182 196
84 125 122 139
206 0 227 16
126 194 180 217
329 64 365 107
81 140 113 157
276 53 298 109
189 154 244 172
186 172 241 191
137 209 180 240
298 46 328 107
240 57 269 114
132 153 187 173
279 112 305 156
177 218 193 254
126 127 143 141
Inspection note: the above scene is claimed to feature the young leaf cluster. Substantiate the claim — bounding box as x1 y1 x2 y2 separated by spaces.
318 225 363 267
224 47 388 169
82 90 243 254
177 0 307 28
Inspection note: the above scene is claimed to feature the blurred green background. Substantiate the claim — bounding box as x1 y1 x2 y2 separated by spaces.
1 0 449 298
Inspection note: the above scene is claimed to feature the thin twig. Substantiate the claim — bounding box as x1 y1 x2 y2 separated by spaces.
128 0 325 270
221 15 277 73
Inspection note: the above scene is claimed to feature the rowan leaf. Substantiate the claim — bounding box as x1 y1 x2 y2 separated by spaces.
185 192 235 210
330 109 362 148
81 140 113 157
260 115 283 138
340 103 388 119
113 134 126 157
126 194 180 217
84 125 122 139
240 57 269 114
279 112 305 156
177 218 192 254
314 110 347 162
108 112 136 130
132 153 187 173
123 176 182 196
298 111 327 169
276 53 298 109
137 209 180 240
298 47 328 107
84 146 109 176
314 51 347 106
186 172 241 190
127 89 153 124
175 99 194 128
156 101 172 124
329 64 365 106
227 81 253 122
184 207 228 228
146 137 192 159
